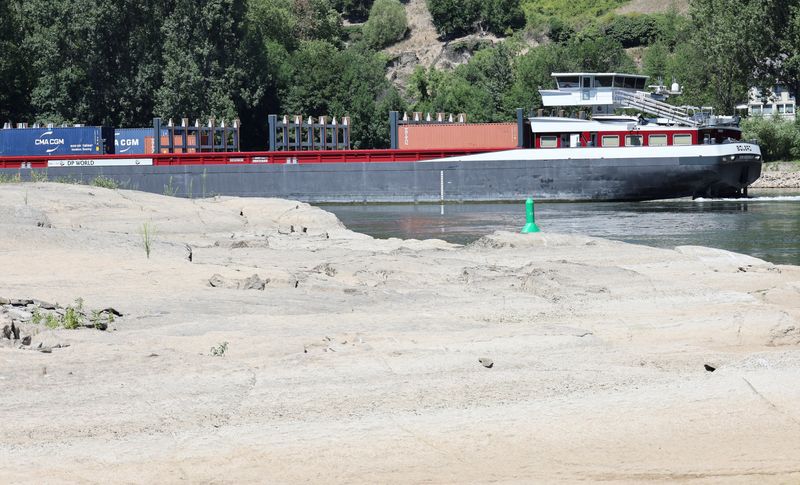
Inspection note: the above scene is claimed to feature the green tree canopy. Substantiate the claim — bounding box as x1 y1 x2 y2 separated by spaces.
362 0 408 49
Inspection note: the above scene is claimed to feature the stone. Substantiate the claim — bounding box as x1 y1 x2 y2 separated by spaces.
241 274 266 290
37 346 52 354
208 274 226 288
209 273 266 290
9 299 33 306
2 325 11 339
478 357 494 369
32 299 59 310
0 297 9 305
704 364 716 372
7 308 32 322
100 307 123 317
11 322 20 340
21 335 31 346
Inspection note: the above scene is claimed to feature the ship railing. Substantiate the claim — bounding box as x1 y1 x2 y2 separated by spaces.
613 90 701 126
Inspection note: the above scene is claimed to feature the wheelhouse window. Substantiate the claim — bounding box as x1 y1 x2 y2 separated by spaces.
556 76 579 89
648 134 667 146
673 134 692 145
602 135 620 147
594 75 613 87
540 135 558 148
625 135 643 146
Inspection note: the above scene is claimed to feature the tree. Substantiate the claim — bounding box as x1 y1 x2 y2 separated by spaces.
281 41 404 148
688 0 770 112
643 42 669 81
362 0 407 49
0 0 30 122
427 0 480 39
156 0 258 122
506 43 568 111
331 0 374 22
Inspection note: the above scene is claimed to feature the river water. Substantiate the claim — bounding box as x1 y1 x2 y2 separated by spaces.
319 190 800 266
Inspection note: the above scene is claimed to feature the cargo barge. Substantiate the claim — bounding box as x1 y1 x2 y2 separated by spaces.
0 73 762 202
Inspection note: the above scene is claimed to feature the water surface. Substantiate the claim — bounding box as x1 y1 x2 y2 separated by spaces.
319 191 800 266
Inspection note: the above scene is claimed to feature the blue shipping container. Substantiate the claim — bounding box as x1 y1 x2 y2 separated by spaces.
0 127 113 156
114 128 154 155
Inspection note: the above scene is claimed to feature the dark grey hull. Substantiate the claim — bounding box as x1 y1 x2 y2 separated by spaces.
1 155 761 202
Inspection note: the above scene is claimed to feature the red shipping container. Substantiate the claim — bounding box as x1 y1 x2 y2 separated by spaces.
397 123 518 150
144 136 198 154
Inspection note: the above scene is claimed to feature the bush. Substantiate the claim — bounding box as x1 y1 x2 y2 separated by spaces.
601 14 660 48
362 0 407 49
741 116 800 161
427 0 522 38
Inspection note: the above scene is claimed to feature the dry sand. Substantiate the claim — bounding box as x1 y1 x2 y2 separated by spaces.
1 183 800 483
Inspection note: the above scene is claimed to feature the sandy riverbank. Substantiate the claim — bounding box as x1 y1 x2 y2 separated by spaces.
1 183 800 483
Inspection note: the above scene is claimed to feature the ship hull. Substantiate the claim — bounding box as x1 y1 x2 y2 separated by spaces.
0 144 762 202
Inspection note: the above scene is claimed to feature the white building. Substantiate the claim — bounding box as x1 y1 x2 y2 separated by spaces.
739 85 796 120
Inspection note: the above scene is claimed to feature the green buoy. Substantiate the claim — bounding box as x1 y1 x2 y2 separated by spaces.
521 198 541 233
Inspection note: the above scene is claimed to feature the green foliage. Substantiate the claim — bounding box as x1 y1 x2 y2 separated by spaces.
141 222 155 259
91 176 119 189
600 14 660 48
741 116 800 162
331 0 374 22
44 313 60 329
427 0 523 38
281 41 406 148
521 0 627 32
211 341 229 356
362 0 407 49
0 0 30 122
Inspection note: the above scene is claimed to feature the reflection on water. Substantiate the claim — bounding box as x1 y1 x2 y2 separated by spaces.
319 191 800 266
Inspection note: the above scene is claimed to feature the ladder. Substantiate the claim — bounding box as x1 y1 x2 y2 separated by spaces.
612 90 700 126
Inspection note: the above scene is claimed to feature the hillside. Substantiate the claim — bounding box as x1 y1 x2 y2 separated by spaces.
383 0 690 90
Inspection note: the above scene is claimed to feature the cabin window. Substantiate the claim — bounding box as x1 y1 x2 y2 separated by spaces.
778 104 786 114
623 77 637 89
673 134 692 145
602 135 620 147
595 76 613 87
557 76 579 89
635 78 646 90
540 135 558 148
625 135 643 147
750 105 762 115
648 134 667 146
762 105 773 115
788 105 796 114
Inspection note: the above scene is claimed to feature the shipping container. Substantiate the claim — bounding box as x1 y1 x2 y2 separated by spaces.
144 135 199 154
397 123 518 150
0 126 114 156
114 128 154 155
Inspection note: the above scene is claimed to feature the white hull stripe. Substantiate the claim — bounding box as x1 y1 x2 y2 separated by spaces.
422 143 761 163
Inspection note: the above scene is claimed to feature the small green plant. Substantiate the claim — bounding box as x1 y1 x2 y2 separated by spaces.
0 172 22 183
141 222 155 258
30 170 49 183
163 176 177 196
44 313 60 329
210 341 229 356
63 306 82 329
91 176 119 189
31 309 43 325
